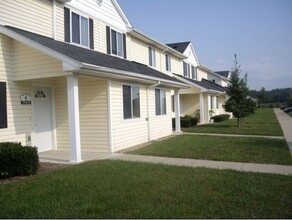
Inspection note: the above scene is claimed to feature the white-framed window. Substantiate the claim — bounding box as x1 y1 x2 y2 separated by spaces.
64 7 94 49
216 96 219 109
183 62 189 77
71 11 89 47
122 84 140 119
165 54 171 72
149 47 156 67
155 88 167 116
111 29 124 57
191 65 197 80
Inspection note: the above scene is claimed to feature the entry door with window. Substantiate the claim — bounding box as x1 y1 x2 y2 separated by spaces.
33 87 53 152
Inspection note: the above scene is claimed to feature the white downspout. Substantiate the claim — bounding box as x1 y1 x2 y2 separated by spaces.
107 80 113 153
52 0 56 40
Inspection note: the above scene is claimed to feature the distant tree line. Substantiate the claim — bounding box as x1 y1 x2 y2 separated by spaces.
249 87 292 104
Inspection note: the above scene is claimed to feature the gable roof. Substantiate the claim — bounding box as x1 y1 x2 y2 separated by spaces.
128 29 186 59
166 41 191 54
0 25 188 88
214 71 230 78
174 74 226 93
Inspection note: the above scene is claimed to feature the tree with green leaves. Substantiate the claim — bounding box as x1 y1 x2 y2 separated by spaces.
224 54 256 127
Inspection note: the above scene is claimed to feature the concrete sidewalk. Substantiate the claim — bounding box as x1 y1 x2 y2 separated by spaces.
181 132 284 139
274 108 292 154
109 153 292 176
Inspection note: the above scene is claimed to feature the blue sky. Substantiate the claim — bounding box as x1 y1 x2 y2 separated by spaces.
118 0 292 90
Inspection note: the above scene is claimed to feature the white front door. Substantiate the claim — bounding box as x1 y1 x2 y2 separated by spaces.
33 87 53 152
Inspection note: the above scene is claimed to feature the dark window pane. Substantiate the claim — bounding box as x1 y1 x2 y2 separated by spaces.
0 82 7 128
81 16 89 46
111 29 117 55
123 85 132 119
161 89 166 115
132 86 140 118
72 12 80 44
155 89 161 115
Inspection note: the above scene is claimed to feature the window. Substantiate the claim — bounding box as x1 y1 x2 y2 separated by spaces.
149 47 156 67
64 8 94 49
71 12 89 46
155 88 167 116
123 85 140 119
216 96 219 109
165 54 171 72
191 65 197 80
106 26 127 58
183 62 191 78
0 82 7 129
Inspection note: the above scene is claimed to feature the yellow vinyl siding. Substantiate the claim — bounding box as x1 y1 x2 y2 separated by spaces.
0 34 32 145
148 88 172 140
13 41 67 81
55 2 64 41
111 80 148 152
130 38 149 66
181 94 200 116
79 77 109 152
54 77 69 151
99 21 107 54
0 0 52 37
54 76 109 152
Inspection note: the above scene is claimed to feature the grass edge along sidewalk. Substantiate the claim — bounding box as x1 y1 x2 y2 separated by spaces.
182 108 283 136
0 160 291 219
127 135 292 165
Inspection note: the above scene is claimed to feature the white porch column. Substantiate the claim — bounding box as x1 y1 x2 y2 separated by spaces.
200 93 205 124
174 89 181 133
67 74 82 163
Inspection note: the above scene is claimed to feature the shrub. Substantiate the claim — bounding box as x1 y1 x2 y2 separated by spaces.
181 115 192 128
0 142 39 179
172 115 198 128
211 114 230 122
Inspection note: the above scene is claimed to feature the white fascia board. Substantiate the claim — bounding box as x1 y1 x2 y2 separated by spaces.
111 0 132 28
205 90 225 95
0 26 82 71
80 63 189 89
199 64 228 81
173 74 206 91
189 43 200 65
129 29 187 59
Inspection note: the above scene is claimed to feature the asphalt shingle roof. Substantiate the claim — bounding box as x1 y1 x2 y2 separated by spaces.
4 26 183 84
214 71 230 78
174 74 226 92
166 41 190 54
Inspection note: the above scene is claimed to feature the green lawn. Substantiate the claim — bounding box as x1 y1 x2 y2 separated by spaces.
128 135 292 165
288 112 292 117
0 160 291 219
183 108 283 136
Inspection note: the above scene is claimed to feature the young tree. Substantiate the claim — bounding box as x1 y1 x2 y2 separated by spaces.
224 54 256 127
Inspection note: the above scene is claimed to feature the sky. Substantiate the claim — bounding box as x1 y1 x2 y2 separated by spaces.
118 0 292 90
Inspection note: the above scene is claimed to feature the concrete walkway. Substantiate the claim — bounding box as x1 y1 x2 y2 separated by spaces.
274 108 292 154
181 132 284 139
38 108 292 176
109 153 292 176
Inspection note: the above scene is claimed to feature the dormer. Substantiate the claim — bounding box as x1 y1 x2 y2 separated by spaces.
167 42 200 80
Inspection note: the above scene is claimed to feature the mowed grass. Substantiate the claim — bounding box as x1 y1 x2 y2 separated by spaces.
128 135 292 165
183 108 283 136
0 160 291 219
